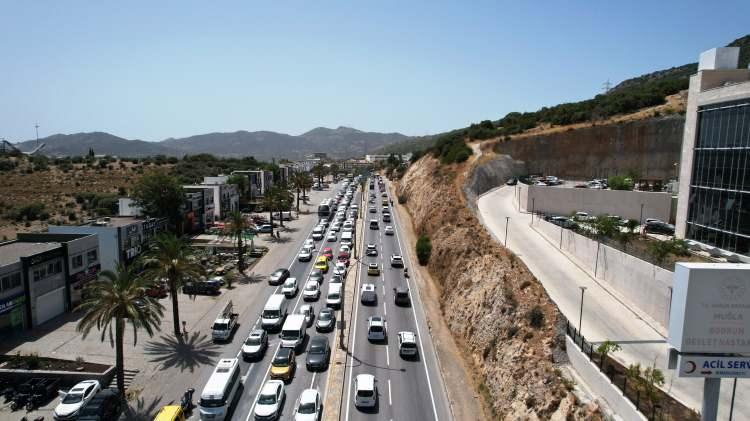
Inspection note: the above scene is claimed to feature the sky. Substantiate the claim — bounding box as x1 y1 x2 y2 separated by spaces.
1 1 749 142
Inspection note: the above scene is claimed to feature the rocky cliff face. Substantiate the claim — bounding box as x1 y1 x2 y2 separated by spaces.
396 155 601 420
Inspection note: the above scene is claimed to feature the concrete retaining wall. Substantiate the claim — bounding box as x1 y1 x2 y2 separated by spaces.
566 336 646 421
525 185 674 223
0 365 115 388
535 218 673 329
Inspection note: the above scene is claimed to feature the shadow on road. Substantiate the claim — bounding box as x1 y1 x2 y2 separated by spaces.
239 272 266 285
268 236 292 244
124 394 164 421
144 332 221 373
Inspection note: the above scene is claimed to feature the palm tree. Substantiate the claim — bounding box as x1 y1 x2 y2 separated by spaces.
77 265 164 399
312 163 327 185
225 211 248 274
142 233 204 337
290 173 303 211
299 173 313 205
275 187 294 228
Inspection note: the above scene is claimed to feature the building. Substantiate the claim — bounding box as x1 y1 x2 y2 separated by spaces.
231 170 274 201
183 186 215 232
0 233 99 333
365 153 412 163
297 157 322 172
278 164 294 187
340 159 372 172
675 47 750 257
49 216 168 272
184 176 239 221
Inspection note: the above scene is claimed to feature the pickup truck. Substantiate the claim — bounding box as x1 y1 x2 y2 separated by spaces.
212 301 239 342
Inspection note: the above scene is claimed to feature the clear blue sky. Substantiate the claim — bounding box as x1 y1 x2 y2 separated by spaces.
1 1 749 142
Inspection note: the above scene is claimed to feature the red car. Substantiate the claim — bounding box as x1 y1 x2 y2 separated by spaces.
322 247 334 260
337 255 350 266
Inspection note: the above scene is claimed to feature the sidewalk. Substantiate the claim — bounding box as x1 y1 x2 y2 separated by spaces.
476 185 747 420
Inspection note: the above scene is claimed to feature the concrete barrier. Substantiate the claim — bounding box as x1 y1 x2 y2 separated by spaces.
566 336 646 421
0 365 115 388
535 218 672 330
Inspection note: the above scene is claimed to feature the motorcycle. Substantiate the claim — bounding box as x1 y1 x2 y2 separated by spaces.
404 267 409 278
181 388 195 412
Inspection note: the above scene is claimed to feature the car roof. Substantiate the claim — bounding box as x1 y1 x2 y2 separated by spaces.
311 335 328 345
300 388 319 403
355 374 375 389
277 347 292 357
369 316 383 323
249 329 264 337
368 263 378 267
399 331 416 342
261 381 281 395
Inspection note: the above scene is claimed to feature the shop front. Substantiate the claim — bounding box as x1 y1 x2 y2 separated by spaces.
70 264 101 306
0 292 28 333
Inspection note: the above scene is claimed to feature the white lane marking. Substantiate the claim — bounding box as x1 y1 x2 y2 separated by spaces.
388 379 392 406
391 183 440 421
383 301 387 316
385 343 390 366
310 372 317 389
245 342 281 421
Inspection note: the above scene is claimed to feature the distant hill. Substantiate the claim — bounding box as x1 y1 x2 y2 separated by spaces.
15 126 410 160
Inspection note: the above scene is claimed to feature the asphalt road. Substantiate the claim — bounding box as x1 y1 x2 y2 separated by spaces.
342 179 451 421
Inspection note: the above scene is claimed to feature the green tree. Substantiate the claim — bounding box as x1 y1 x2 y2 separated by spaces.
329 163 340 180
593 215 619 240
274 186 294 228
416 235 432 265
142 233 204 337
88 147 95 158
596 340 622 370
290 173 304 211
607 175 634 191
225 211 248 274
227 174 248 201
312 163 327 185
77 265 163 399
299 173 313 204
131 170 185 233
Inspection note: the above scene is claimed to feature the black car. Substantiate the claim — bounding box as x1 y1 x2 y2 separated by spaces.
394 287 411 306
183 281 221 295
77 389 122 421
269 268 291 285
306 336 331 371
505 178 518 186
645 221 675 235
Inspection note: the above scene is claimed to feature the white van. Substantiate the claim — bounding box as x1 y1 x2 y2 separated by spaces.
199 358 241 421
312 225 325 241
326 283 343 309
341 231 353 247
261 294 288 330
280 314 306 350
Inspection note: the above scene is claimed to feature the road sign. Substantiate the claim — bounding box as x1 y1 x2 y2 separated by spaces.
678 354 750 378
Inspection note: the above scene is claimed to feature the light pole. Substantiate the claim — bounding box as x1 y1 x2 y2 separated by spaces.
578 286 587 334
531 198 535 224
639 203 644 231
504 217 510 247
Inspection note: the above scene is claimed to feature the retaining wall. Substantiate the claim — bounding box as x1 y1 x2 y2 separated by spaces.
0 365 115 388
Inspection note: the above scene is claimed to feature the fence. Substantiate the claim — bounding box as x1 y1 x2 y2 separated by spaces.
565 321 695 421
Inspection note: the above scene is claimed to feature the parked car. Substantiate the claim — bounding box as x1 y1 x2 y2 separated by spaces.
182 281 220 295
257 224 274 233
505 178 517 186
76 388 122 421
645 220 675 235
54 380 101 420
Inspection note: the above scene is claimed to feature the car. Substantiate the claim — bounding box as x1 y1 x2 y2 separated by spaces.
367 316 387 342
398 331 418 357
298 246 314 262
76 388 122 421
294 389 322 421
367 263 380 276
54 380 101 420
354 374 377 409
330 222 341 232
369 207 377 214
360 283 377 305
338 249 351 260
304 239 315 248
393 287 410 306
337 255 350 267
305 336 331 371
326 232 337 242
242 329 268 361
321 247 334 260
505 178 518 186
333 262 347 276
390 254 404 268
308 269 324 284
381 192 388 198
303 280 321 301
298 304 314 326
339 244 351 255
316 307 336 332
270 348 296 383
366 244 378 256
281 278 299 297
255 380 286 421
269 268 291 286
645 220 675 235
257 224 274 233
314 256 329 273
330 273 344 284
318 218 329 228
384 226 394 235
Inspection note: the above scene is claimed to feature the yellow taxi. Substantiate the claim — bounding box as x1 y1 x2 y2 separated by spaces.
270 347 296 382
153 405 185 421
367 263 380 276
314 256 329 273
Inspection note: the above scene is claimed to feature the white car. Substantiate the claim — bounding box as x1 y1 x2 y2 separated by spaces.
330 273 344 284
384 226 394 235
299 304 314 326
303 280 321 301
333 262 347 276
327 232 337 242
366 244 377 256
294 388 322 421
354 374 377 408
367 316 387 342
339 245 351 255
304 239 315 248
398 331 418 357
282 278 298 297
255 379 285 421
54 380 101 420
390 254 404 268
331 222 341 232
298 246 313 262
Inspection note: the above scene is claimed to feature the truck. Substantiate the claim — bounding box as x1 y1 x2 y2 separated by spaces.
212 301 239 342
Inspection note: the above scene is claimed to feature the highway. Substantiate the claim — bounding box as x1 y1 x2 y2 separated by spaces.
342 178 452 421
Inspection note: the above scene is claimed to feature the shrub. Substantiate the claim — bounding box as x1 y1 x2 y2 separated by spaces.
0 159 17 171
67 212 77 221
397 194 407 205
7 202 46 221
607 175 634 191
430 133 473 164
416 235 432 265
527 306 545 328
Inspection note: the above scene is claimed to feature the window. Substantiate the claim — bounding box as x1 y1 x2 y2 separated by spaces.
1 276 9 291
55 261 62 274
10 273 21 289
48 263 55 275
72 255 83 268
87 250 98 263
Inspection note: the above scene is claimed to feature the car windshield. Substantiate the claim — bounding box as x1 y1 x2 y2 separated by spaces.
306 283 317 291
319 311 332 320
200 397 225 408
62 392 84 404
245 336 262 346
357 389 374 397
402 342 417 348
258 393 276 405
370 325 383 332
212 322 228 331
263 310 280 318
298 401 317 414
310 343 325 353
284 280 295 288
273 353 289 365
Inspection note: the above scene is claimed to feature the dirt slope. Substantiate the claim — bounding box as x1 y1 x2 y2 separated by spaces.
395 155 601 420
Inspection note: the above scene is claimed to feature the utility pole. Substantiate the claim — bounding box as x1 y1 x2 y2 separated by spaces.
504 217 510 247
602 79 612 93
578 286 587 334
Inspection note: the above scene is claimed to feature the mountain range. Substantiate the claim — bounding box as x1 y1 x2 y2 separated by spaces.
13 127 410 160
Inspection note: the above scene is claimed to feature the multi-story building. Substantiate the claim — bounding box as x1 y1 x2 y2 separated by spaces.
184 176 239 221
49 216 168 272
365 153 412 163
278 164 294 187
675 47 750 257
0 233 99 333
183 186 215 232
231 170 274 201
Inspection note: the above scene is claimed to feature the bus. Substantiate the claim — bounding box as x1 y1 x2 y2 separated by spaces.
198 358 242 421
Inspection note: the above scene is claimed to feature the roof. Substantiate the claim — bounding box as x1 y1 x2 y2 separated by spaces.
201 359 239 399
0 241 61 266
300 388 319 402
356 374 375 390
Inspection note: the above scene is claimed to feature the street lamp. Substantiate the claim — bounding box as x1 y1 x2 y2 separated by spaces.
578 286 587 334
